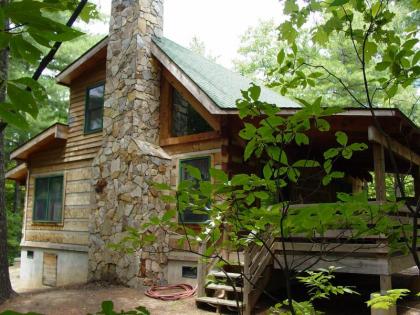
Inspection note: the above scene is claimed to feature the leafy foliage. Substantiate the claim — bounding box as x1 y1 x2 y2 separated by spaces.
0 0 99 128
367 289 410 310
234 1 419 124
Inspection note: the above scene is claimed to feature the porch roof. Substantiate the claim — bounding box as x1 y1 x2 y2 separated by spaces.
5 163 27 185
10 123 68 161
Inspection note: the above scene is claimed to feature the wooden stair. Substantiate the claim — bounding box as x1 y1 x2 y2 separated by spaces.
196 235 275 315
197 268 246 313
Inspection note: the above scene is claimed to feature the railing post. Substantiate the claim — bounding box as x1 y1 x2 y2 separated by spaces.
197 240 207 297
413 165 420 201
243 248 251 315
373 143 386 203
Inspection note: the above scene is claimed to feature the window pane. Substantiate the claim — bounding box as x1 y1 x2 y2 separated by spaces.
33 176 63 223
34 178 49 221
180 157 210 223
88 84 104 109
86 83 104 132
88 108 103 131
48 176 63 222
172 89 213 136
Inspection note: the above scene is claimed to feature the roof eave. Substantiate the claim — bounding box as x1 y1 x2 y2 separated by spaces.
10 123 69 161
151 40 227 115
56 37 108 86
6 163 28 185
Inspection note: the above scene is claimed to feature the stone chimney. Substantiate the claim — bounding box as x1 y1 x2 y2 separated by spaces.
90 0 171 287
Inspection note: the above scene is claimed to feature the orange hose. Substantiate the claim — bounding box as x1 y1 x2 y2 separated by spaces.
144 284 197 301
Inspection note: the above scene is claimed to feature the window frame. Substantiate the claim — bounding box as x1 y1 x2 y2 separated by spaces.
170 88 213 137
84 81 105 134
178 155 212 224
32 174 64 224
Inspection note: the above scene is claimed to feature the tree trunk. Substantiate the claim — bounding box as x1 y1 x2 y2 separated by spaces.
0 0 15 304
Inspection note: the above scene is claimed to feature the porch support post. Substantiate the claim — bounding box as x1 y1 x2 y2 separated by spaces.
413 165 420 201
373 143 386 202
370 275 396 315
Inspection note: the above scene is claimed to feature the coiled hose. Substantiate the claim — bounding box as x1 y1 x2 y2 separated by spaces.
145 284 197 301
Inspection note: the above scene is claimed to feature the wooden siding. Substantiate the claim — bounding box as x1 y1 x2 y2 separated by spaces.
24 159 94 246
66 62 105 162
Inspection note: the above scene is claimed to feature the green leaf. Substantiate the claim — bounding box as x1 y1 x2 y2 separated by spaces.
7 83 38 117
239 122 257 140
284 0 299 14
293 160 320 168
210 168 228 182
280 150 288 165
185 165 201 180
10 35 42 64
101 301 114 314
244 138 256 161
295 133 309 146
162 209 176 222
231 174 250 186
375 61 390 71
329 0 350 6
249 84 261 101
313 28 329 45
255 191 270 200
349 142 368 151
0 105 29 129
263 163 273 180
335 131 348 146
324 148 339 159
413 51 420 65
331 171 344 179
279 21 298 44
277 49 285 65
316 118 330 131
364 41 378 62
371 2 381 16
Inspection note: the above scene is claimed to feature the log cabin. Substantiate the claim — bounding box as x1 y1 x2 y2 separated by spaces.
5 1 420 314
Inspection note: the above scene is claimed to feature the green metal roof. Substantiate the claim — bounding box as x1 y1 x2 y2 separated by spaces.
153 37 301 110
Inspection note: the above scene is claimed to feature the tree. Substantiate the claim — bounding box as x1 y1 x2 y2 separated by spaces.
0 0 13 303
0 0 98 303
189 35 219 62
234 2 419 124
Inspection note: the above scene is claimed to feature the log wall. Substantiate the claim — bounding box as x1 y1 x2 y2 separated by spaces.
22 63 105 248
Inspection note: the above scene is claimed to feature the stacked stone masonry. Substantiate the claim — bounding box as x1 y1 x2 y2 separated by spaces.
90 0 171 287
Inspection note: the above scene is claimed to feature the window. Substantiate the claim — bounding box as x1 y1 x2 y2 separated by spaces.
85 82 105 133
27 250 34 259
33 175 64 223
171 89 212 137
182 266 197 279
179 156 210 223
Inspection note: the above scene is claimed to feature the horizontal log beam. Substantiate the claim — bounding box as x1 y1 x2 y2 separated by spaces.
368 126 420 166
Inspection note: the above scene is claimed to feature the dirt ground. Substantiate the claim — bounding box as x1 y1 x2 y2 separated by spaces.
0 283 215 315
2 265 420 315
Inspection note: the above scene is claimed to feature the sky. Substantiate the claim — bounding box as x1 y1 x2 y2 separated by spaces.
89 0 285 68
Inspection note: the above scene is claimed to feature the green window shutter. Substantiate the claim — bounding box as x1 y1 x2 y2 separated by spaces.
85 82 105 133
179 156 211 223
33 176 64 223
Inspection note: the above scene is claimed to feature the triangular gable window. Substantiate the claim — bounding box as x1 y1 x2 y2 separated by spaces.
171 89 213 137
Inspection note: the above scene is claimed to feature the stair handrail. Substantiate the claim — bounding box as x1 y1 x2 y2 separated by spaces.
197 233 223 297
243 234 275 314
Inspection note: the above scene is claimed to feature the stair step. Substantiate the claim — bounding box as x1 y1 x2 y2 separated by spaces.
206 283 243 292
209 271 242 279
196 297 244 308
